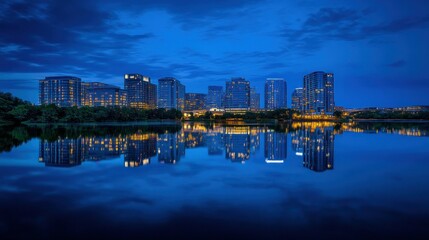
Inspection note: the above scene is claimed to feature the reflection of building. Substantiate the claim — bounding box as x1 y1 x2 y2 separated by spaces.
206 133 223 155
224 77 250 112
265 78 287 110
303 72 334 114
158 77 185 110
250 128 260 154
39 138 84 167
185 131 206 148
264 131 287 163
82 82 127 107
250 87 260 111
302 127 334 172
291 88 304 112
185 93 206 111
207 86 224 109
124 74 157 109
224 127 251 162
83 136 126 161
39 76 82 107
291 130 304 156
124 133 157 167
157 132 185 164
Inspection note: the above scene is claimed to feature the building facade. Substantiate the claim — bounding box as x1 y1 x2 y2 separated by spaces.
158 77 185 111
82 82 127 107
224 77 250 112
185 93 207 111
124 74 157 109
265 78 287 110
250 87 260 111
291 88 304 112
206 86 224 110
39 76 82 107
303 71 335 114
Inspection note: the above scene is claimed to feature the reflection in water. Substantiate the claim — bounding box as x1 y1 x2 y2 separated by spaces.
158 132 185 164
24 121 428 170
291 126 334 172
3 122 429 239
206 132 223 155
264 130 287 163
39 138 84 167
224 127 251 163
125 133 157 167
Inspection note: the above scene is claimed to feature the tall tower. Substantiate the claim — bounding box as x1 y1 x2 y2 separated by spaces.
206 86 224 109
224 77 250 112
264 78 287 110
250 87 260 111
124 74 157 109
303 72 334 114
291 88 304 112
158 77 185 111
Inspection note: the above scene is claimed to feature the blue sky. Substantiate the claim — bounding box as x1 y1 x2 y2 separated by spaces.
0 0 428 107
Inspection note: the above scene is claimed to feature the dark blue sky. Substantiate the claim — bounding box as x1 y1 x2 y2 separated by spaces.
0 0 428 107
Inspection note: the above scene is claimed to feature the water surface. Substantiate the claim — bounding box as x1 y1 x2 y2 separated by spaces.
1 122 429 239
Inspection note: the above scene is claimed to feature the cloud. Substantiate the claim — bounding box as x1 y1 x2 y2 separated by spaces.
282 7 429 54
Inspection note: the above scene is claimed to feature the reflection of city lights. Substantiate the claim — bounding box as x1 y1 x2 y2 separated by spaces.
265 159 284 164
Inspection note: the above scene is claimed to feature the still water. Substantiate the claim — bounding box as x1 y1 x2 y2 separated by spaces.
1 122 429 239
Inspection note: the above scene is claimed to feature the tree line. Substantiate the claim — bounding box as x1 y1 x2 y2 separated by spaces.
351 110 429 120
0 92 182 124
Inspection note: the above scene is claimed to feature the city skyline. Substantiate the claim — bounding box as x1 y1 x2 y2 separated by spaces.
0 0 428 108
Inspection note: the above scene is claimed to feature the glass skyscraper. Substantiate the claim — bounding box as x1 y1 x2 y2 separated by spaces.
250 87 260 111
303 71 335 114
185 93 206 111
158 77 185 111
264 78 287 110
224 77 250 112
206 86 224 110
291 88 304 112
39 76 82 107
124 74 157 109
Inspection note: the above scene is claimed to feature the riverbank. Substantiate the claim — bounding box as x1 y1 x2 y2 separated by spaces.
23 120 182 126
353 119 429 123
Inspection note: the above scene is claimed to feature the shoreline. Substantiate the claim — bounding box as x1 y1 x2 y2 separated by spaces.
0 119 426 126
352 119 429 123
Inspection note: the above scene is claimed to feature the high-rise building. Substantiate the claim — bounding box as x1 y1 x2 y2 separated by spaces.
158 77 185 111
250 87 260 111
185 93 206 111
303 72 335 114
291 88 304 112
224 77 250 112
206 86 224 109
82 82 127 107
124 74 157 109
265 78 287 110
39 76 82 107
